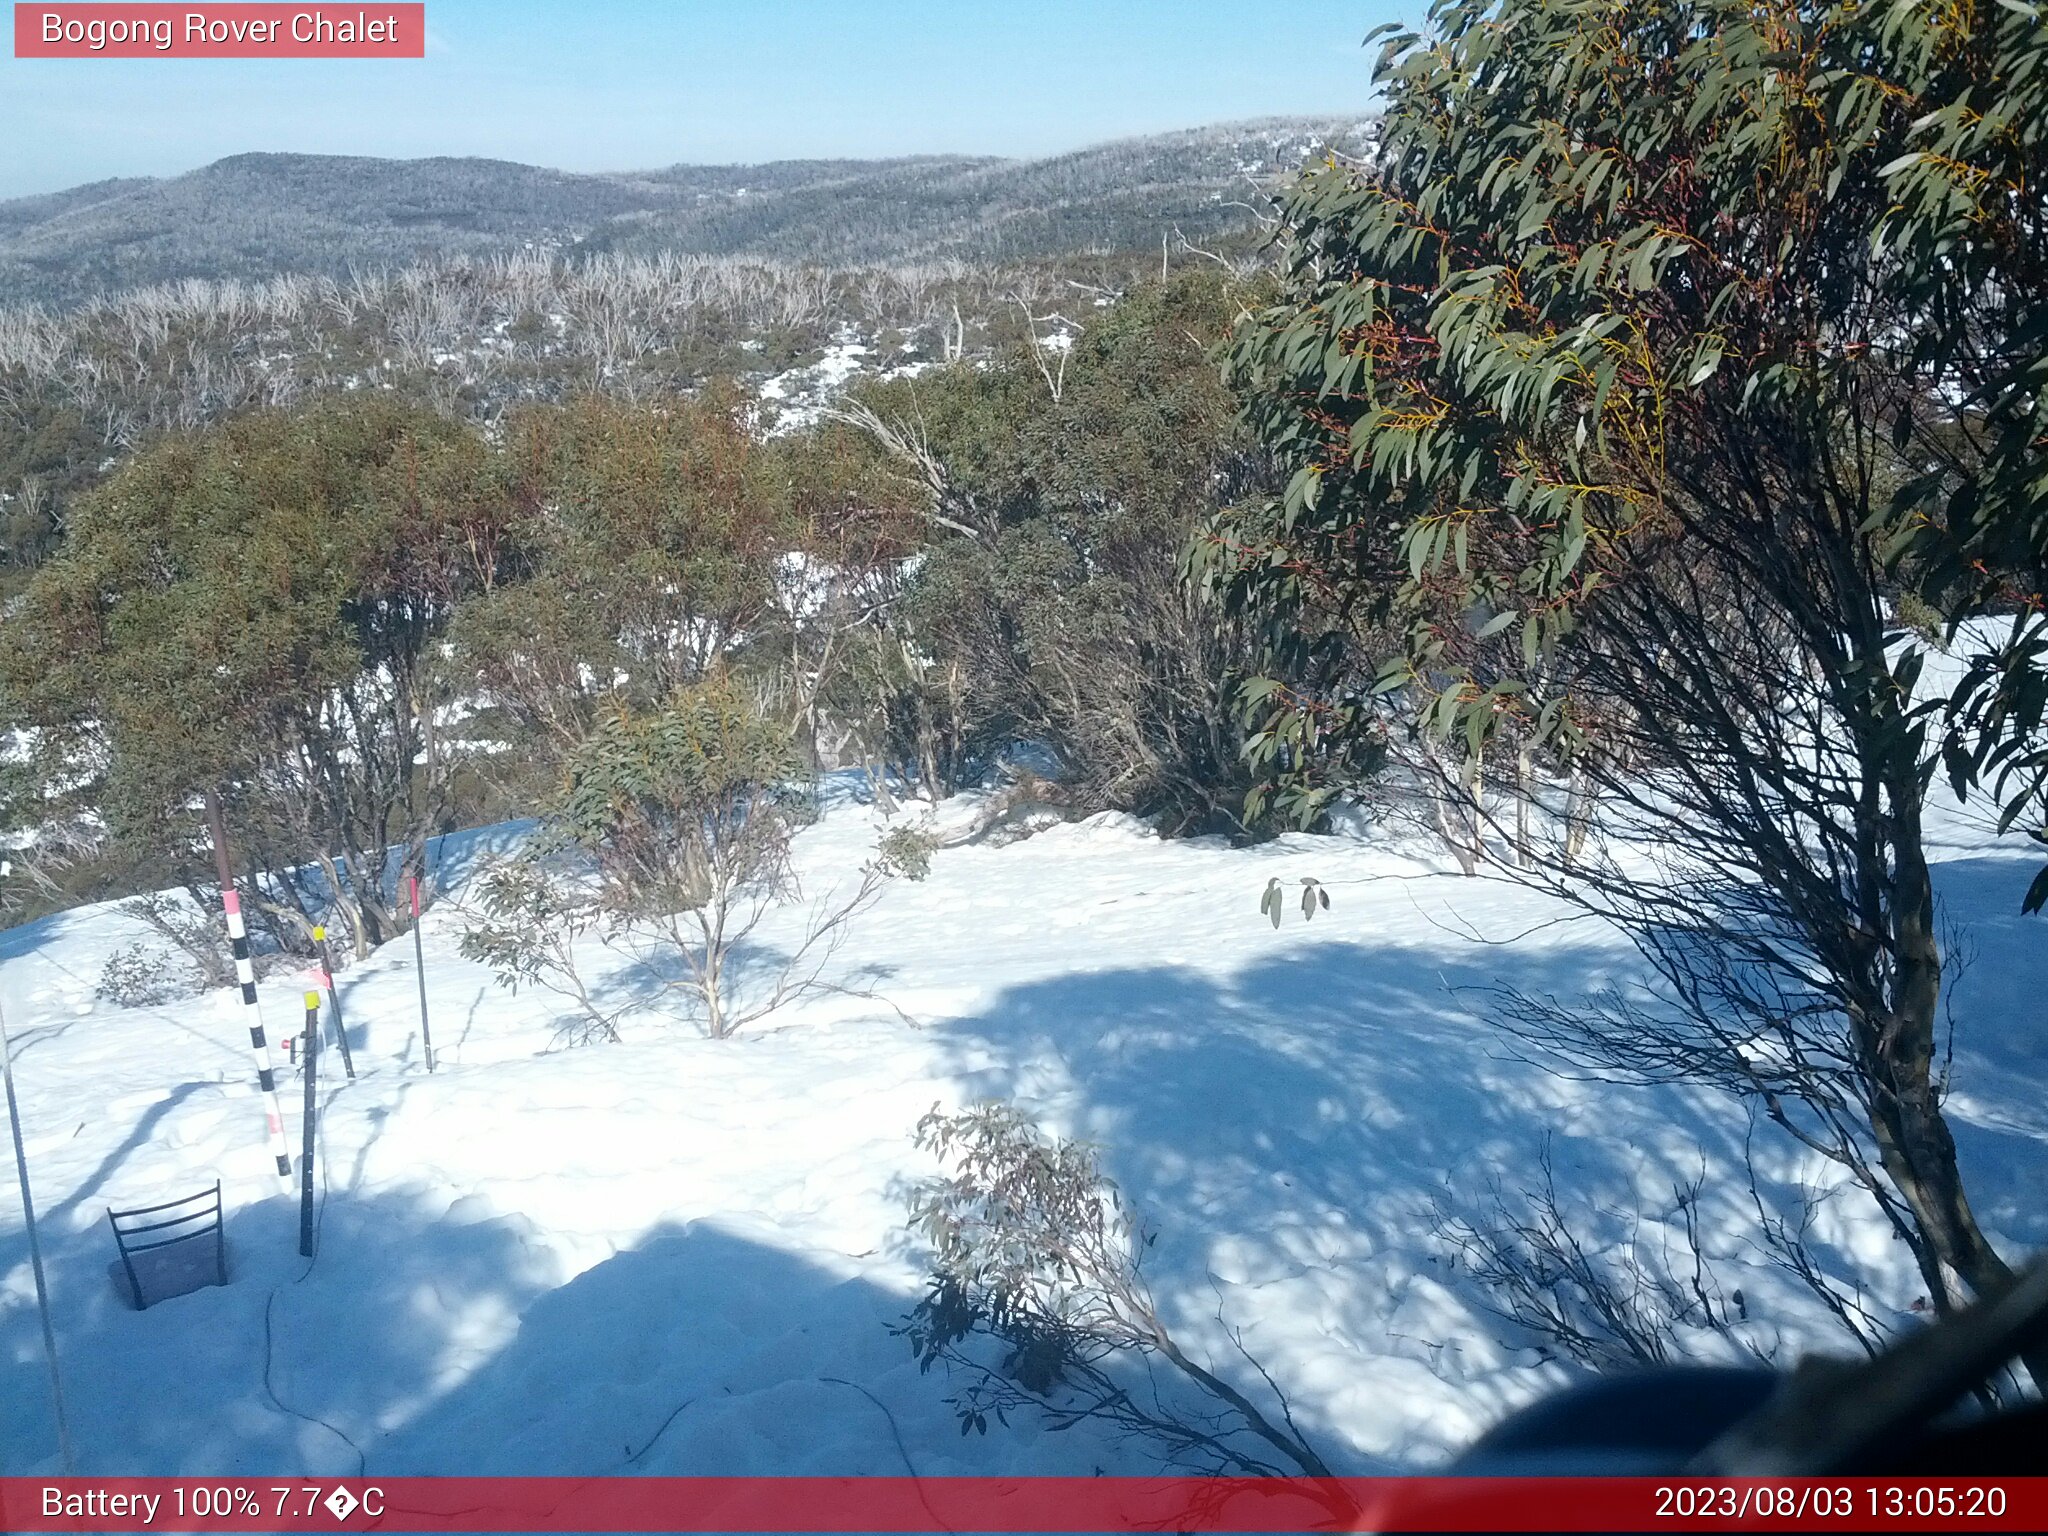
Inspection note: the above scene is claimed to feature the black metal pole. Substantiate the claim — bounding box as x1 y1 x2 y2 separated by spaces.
298 990 318 1258
410 874 435 1073
311 924 355 1080
1 989 74 1471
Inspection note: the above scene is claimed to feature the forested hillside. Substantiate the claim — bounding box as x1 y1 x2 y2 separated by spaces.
0 118 1363 308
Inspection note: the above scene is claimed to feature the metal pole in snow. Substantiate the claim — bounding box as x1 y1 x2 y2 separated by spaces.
0 990 76 1473
311 925 355 1080
298 991 318 1258
204 792 291 1181
409 874 435 1073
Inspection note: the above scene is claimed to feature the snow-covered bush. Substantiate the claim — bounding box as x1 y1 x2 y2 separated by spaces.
93 891 242 1006
95 941 200 1008
465 676 909 1041
899 1102 1344 1489
459 856 618 1046
95 892 298 1007
959 768 1078 847
119 892 237 990
874 824 937 881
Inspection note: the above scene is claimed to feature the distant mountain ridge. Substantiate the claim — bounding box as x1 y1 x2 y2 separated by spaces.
0 118 1369 308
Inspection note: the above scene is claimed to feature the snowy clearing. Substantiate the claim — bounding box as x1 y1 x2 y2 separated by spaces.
2 784 2042 1477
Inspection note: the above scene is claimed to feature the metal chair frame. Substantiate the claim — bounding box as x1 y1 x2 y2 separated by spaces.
107 1181 226 1310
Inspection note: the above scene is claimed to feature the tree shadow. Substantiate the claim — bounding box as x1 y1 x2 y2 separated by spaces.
909 939 1838 1462
12 871 2029 1479
1919 851 2048 1248
41 1081 214 1229
3 1184 557 1476
3 1193 1151 1479
369 1220 1009 1477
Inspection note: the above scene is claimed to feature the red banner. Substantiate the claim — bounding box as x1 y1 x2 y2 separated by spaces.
1 1477 2043 1532
14 5 424 58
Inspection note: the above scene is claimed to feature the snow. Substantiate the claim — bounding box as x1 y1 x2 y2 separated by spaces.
758 331 875 433
2 778 2043 1477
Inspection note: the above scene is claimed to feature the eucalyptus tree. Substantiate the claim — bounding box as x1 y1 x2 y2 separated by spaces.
449 387 798 774
1207 0 2045 1369
1863 2 2048 903
1 397 510 953
823 273 1279 832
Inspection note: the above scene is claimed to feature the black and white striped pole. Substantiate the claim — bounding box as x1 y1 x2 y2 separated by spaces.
204 792 291 1182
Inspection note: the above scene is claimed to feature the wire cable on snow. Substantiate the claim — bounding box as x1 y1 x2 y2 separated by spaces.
260 1040 363 1476
261 1287 368 1479
819 1376 952 1532
621 1396 697 1466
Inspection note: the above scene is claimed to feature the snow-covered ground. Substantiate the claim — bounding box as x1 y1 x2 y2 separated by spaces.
2 782 2042 1477
758 333 879 434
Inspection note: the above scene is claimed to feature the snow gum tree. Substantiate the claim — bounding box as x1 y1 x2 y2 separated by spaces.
1860 4 2048 904
449 387 799 777
0 397 510 953
1206 0 2046 1377
822 273 1281 832
464 673 905 1040
554 676 804 1040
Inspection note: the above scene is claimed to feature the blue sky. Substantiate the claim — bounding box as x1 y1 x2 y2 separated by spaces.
3 1 1407 199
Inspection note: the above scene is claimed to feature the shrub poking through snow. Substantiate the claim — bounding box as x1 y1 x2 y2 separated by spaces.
460 856 618 1045
875 824 938 882
96 890 250 1006
1259 877 1329 928
899 1102 1346 1491
1430 1140 1774 1372
121 891 238 989
464 676 908 1041
95 941 198 1008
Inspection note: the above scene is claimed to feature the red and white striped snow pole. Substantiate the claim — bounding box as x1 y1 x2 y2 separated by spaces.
205 793 291 1181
